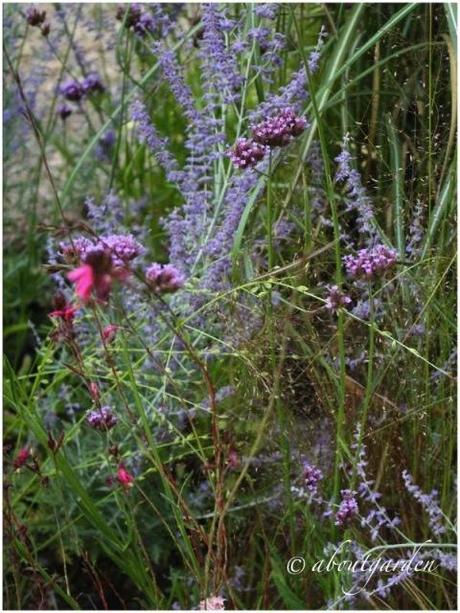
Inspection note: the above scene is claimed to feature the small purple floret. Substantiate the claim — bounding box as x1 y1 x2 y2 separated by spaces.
57 103 72 121
343 245 397 279
229 138 266 169
335 489 358 526
86 406 118 430
82 73 105 95
252 108 307 147
60 79 83 102
146 263 185 293
303 462 323 495
325 285 352 312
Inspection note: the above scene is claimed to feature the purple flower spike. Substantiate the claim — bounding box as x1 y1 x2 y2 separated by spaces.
252 108 307 148
343 245 397 279
86 406 118 430
146 263 185 293
325 285 352 313
229 138 267 169
335 489 358 526
60 79 83 102
82 73 105 95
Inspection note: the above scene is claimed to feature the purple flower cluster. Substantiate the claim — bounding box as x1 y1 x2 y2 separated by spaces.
335 489 358 526
229 138 267 169
61 234 144 267
86 406 118 430
402 470 447 536
303 462 323 495
252 108 307 147
229 108 306 170
115 4 160 36
58 73 105 119
146 263 185 294
325 285 351 313
343 245 397 279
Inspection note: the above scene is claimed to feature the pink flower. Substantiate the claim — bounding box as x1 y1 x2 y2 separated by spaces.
13 447 30 470
102 324 119 344
117 465 134 490
67 264 96 302
67 249 128 303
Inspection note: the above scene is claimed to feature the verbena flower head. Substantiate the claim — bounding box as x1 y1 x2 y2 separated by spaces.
252 108 307 147
81 73 105 95
60 79 83 102
86 406 118 430
343 245 397 279
325 285 352 312
229 138 266 169
57 103 72 121
335 489 358 526
146 263 185 293
303 462 323 495
99 234 145 266
199 595 226 610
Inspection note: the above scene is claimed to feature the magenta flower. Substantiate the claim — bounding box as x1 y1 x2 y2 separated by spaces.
117 464 134 490
67 249 129 303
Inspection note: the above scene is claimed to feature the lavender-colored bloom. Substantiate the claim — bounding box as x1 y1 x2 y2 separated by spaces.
60 234 144 267
86 406 118 430
352 425 400 541
57 103 72 121
249 27 326 123
303 462 323 495
82 73 105 94
130 99 178 179
335 490 358 526
406 199 425 256
343 245 397 279
199 4 243 103
95 129 116 162
100 234 145 265
402 470 447 536
60 79 83 102
229 138 266 169
146 263 185 293
335 142 377 239
325 285 351 313
254 4 279 19
133 11 156 35
252 108 307 147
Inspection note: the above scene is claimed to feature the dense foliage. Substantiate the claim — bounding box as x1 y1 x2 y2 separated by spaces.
3 3 457 610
